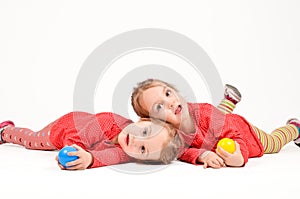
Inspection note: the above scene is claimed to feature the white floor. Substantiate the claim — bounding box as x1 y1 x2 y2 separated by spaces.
1 142 299 199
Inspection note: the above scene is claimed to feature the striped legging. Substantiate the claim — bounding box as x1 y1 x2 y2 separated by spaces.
217 99 237 114
251 124 298 153
217 99 298 153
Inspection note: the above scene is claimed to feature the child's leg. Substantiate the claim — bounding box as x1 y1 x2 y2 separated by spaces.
217 84 242 114
217 99 236 114
286 118 300 147
251 124 299 153
1 123 56 150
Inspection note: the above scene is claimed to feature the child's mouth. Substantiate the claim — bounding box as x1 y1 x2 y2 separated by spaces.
175 105 182 115
126 134 129 146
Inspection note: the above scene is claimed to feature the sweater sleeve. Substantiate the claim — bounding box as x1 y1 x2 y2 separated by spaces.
201 104 250 165
89 147 131 168
221 117 252 165
179 148 207 165
228 131 249 165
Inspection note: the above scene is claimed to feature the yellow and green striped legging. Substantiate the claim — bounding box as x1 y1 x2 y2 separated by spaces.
217 98 236 114
217 98 298 153
217 99 236 114
251 124 298 153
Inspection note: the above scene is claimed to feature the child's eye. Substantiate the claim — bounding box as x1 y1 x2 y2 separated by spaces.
141 146 145 154
166 90 171 97
156 103 163 111
142 128 147 136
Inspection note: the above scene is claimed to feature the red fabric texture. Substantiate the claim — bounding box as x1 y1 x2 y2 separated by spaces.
179 103 264 165
49 112 133 168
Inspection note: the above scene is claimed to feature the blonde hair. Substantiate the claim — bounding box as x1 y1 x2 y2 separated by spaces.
136 118 184 164
131 79 178 118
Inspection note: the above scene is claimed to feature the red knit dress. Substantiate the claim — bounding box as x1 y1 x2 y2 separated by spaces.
179 103 264 165
49 112 133 168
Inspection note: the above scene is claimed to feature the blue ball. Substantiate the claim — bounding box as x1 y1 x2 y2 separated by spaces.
58 146 79 168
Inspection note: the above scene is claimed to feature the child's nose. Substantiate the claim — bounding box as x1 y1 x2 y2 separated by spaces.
130 135 140 146
168 99 175 108
130 135 136 145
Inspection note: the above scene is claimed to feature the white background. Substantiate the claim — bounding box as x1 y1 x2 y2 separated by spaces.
0 1 300 199
1 0 300 131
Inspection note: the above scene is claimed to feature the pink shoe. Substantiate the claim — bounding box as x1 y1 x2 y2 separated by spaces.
287 118 300 147
0 120 15 144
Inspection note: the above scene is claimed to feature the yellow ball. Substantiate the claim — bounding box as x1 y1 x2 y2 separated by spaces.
217 138 236 154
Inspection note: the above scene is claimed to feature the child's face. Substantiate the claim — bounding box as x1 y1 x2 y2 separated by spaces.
139 85 186 128
118 121 171 161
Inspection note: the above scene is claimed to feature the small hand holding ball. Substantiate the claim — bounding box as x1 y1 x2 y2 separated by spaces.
58 146 79 168
217 138 236 154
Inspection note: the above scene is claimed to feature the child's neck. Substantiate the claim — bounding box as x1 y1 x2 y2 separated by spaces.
111 135 119 144
179 115 195 134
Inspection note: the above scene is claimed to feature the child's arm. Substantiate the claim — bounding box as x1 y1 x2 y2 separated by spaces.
55 144 93 170
179 148 225 169
55 144 130 170
197 151 225 169
87 147 130 168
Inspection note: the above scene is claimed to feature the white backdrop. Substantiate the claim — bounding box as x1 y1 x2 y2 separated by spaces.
1 0 300 130
0 1 300 199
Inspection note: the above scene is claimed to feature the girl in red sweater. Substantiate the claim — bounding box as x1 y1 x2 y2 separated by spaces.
131 79 300 168
0 112 183 170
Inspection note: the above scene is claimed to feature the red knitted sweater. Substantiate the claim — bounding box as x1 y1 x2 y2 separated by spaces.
179 103 264 165
49 112 133 168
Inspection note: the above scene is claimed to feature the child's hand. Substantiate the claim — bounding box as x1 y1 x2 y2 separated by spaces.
56 144 93 170
198 151 226 169
55 155 66 170
216 141 244 167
